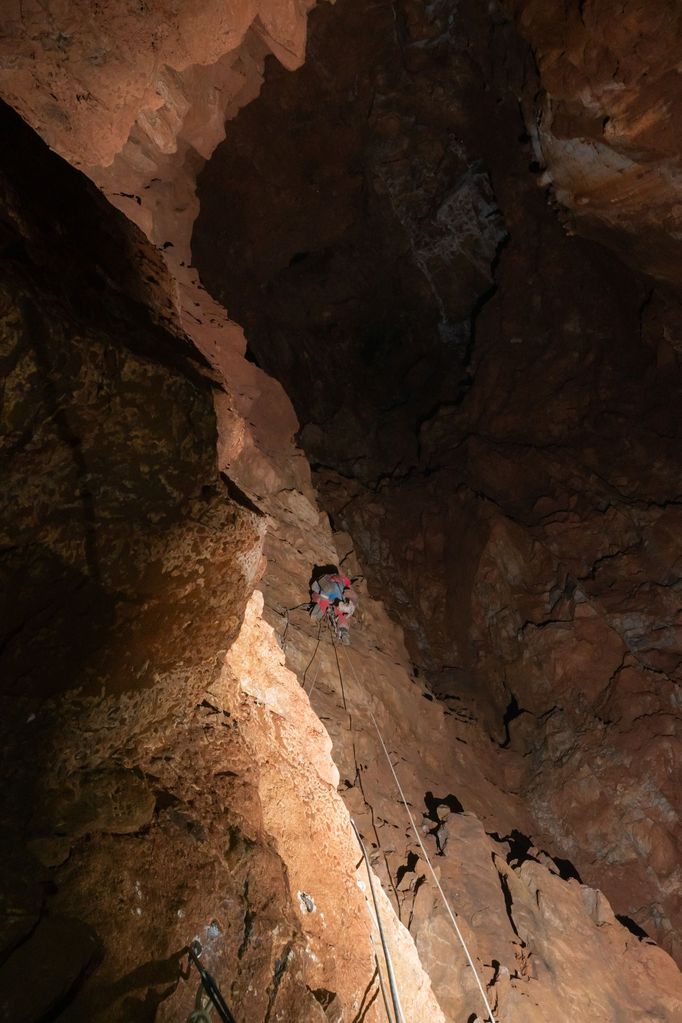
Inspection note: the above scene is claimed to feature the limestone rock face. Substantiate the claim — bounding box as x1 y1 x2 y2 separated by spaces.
192 0 682 972
195 0 512 481
0 38 445 1022
503 0 682 288
257 511 682 1022
1 0 682 1020
0 105 278 1020
0 916 100 1022
0 0 315 255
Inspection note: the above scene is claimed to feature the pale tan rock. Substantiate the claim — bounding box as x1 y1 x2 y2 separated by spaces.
207 590 447 1022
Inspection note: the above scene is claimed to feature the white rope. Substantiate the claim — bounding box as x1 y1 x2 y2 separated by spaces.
302 619 323 691
306 651 323 697
342 646 498 1023
352 819 406 1023
370 937 396 1023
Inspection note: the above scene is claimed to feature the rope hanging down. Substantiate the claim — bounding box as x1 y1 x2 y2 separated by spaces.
187 942 236 1023
340 645 498 1023
351 818 406 1023
302 619 323 690
370 936 398 1023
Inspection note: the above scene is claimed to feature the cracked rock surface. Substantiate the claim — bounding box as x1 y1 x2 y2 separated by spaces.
0 0 681 1020
193 0 682 967
503 0 682 289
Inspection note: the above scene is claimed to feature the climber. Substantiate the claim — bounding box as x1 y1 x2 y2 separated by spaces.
310 570 357 644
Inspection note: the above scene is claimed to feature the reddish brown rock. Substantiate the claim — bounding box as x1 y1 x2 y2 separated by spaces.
189 0 682 972
1 0 682 1019
503 0 682 287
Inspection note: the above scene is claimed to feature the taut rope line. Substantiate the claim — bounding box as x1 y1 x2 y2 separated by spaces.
341 645 498 1023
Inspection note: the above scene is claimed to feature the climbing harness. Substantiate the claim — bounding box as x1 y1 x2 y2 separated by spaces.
187 941 237 1023
340 646 498 1023
326 606 341 641
352 819 406 1023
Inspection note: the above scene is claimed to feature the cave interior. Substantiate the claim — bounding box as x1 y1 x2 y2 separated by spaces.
0 1 681 1021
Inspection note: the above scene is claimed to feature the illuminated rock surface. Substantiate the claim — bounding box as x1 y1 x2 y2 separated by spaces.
0 1 681 1020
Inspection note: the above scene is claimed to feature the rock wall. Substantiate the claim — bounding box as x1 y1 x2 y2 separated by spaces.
256 492 682 1022
0 5 445 1018
503 0 682 290
1 1 682 1021
0 93 448 1023
192 0 682 971
0 0 316 253
0 101 255 1018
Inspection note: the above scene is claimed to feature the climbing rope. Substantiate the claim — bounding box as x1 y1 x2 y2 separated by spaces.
281 610 291 651
341 646 498 1023
351 819 406 1023
301 619 323 689
274 601 311 651
306 646 324 698
305 611 346 699
188 985 214 1023
291 589 497 1019
370 938 397 1023
187 942 236 1023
